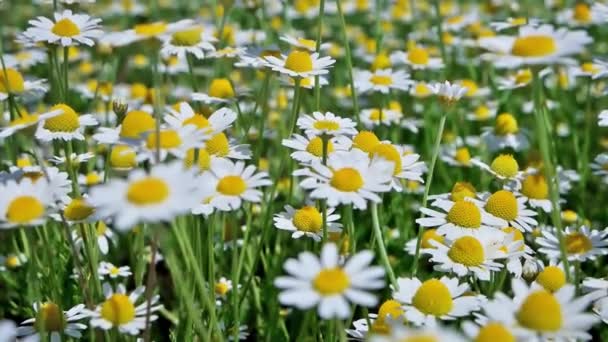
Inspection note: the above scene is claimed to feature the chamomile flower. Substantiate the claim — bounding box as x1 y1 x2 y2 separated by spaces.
537 226 608 262
93 109 156 145
472 154 523 182
405 228 445 256
214 277 234 302
477 190 538 232
485 278 599 341
279 35 329 52
274 205 343 241
105 19 194 47
478 24 592 67
490 17 539 32
481 112 529 152
296 111 357 138
0 178 53 228
274 243 385 319
598 110 608 126
0 68 47 101
390 45 443 70
17 302 87 341
392 276 479 326
24 10 103 46
36 104 98 142
361 107 402 127
160 25 217 60
0 107 62 138
346 299 405 339
440 145 478 168
570 61 608 79
370 143 425 191
293 149 394 210
282 134 350 164
500 226 535 278
0 253 27 271
192 78 238 104
456 79 490 98
137 125 206 162
88 161 200 230
591 153 608 183
165 102 237 135
533 260 571 293
429 81 468 104
369 324 466 342
496 68 534 89
87 283 161 335
198 158 271 211
466 102 498 122
354 69 413 94
74 221 114 255
416 198 503 240
558 3 603 26
513 173 553 212
98 261 132 279
263 50 335 78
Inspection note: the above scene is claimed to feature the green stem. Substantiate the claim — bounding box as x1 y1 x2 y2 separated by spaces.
336 0 360 127
287 78 302 137
432 0 447 72
63 46 69 102
411 112 447 276
371 203 397 290
313 0 325 110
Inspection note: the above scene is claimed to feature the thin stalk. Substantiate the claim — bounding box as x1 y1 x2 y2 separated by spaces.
432 0 447 71
411 112 447 276
371 203 398 290
313 0 325 110
142 229 160 342
63 46 69 102
185 53 199 91
253 72 271 163
336 0 360 127
287 78 302 137
321 134 329 243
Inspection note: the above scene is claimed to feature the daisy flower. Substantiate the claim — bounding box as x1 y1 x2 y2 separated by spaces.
591 153 608 183
409 81 434 98
481 112 529 152
160 25 217 60
263 50 335 78
512 173 553 212
405 228 445 256
74 221 114 255
0 253 27 271
86 283 161 335
197 158 271 212
370 324 466 342
354 69 413 94
0 68 47 101
533 260 571 293
496 68 534 89
462 319 520 342
476 190 538 232
273 205 342 241
98 261 132 279
361 107 402 127
346 299 405 339
598 110 608 127
440 145 478 168
456 79 490 99
489 17 539 31
36 104 98 142
203 132 251 160
279 35 329 52
0 178 53 228
282 134 351 164
537 226 608 262
24 10 103 46
17 302 87 341
390 45 443 70
416 198 503 240
0 107 62 139
557 2 603 26
484 278 599 341
472 154 523 183
466 102 498 122
296 111 357 138
92 109 156 145
370 143 425 191
191 78 238 104
164 102 237 135
293 149 394 210
136 125 206 162
478 24 592 67
274 243 385 319
429 81 467 104
392 276 480 326
426 233 513 281
88 161 200 230
570 61 608 79
215 276 234 303
500 226 535 278
104 19 194 47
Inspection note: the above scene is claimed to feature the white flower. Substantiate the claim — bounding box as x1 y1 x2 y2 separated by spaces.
263 50 335 78
475 190 538 232
536 226 608 262
98 261 132 279
361 108 402 128
370 143 425 191
489 17 540 32
136 125 206 163
390 45 443 70
102 20 194 47
74 221 114 255
429 81 467 103
282 134 351 164
274 243 385 319
17 302 87 341
0 68 47 101
0 178 53 228
36 104 98 142
392 276 479 326
294 149 394 210
24 10 103 46
0 107 62 139
273 205 342 241
164 102 237 135
598 109 608 127
88 161 200 230
86 283 161 335
0 320 16 342
354 69 413 94
296 111 357 138
191 78 238 104
279 35 329 52
160 25 216 60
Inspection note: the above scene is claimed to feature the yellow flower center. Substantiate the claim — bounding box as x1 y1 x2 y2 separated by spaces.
306 137 334 157
561 210 578 224
52 18 80 37
130 83 148 99
0 68 25 93
126 177 170 206
514 69 532 85
378 299 404 319
475 105 491 120
353 131 380 152
502 226 524 244
313 120 340 131
284 50 313 73
330 167 364 192
372 143 401 175
511 35 557 57
414 83 431 96
208 78 235 99
205 132 230 156
100 294 136 325
119 110 156 139
446 200 481 228
490 154 519 178
370 74 393 86
5 255 20 268
450 182 477 201
44 104 80 133
183 114 210 130
421 229 444 248
521 174 548 199
475 322 515 342
110 145 137 169
454 147 471 165
110 266 120 275
313 267 350 295
171 28 203 46
217 175 247 196
64 198 95 221
494 113 519 135
297 38 316 50
371 53 391 71
581 62 598 74
564 232 593 254
6 196 44 224
96 221 108 236
215 281 230 296
85 172 101 185
460 79 478 96
448 236 485 266
573 3 591 23
35 303 65 332
412 279 453 316
408 47 430 65
134 22 167 37
145 129 182 149
536 266 566 292
485 190 518 221
184 148 211 171
516 290 562 331
292 206 323 232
